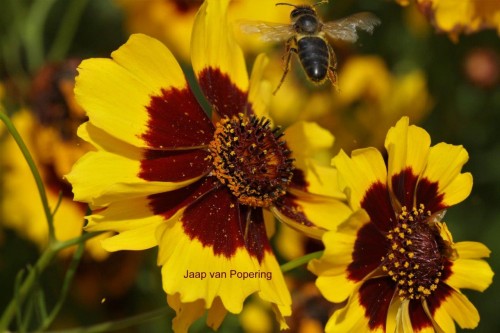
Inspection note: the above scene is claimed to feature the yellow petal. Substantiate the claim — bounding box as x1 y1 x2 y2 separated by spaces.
447 259 493 292
84 196 165 251
385 116 430 207
248 53 271 119
421 143 472 206
434 287 479 329
333 148 387 210
455 241 491 259
191 0 248 92
206 297 228 330
67 150 203 206
156 219 291 321
285 121 345 198
325 286 385 333
75 34 186 148
78 122 142 158
167 294 206 333
308 210 370 303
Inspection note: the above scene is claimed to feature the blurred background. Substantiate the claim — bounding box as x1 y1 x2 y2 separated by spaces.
0 0 499 332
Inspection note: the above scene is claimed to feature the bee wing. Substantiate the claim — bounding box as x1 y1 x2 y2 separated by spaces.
238 20 295 42
322 12 381 43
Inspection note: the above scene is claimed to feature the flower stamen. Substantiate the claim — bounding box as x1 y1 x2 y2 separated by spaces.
381 204 451 301
209 113 294 207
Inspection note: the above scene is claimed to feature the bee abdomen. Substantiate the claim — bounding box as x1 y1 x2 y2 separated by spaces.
297 37 329 82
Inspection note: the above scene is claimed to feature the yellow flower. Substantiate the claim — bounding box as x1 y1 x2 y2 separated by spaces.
309 117 493 332
67 0 349 330
0 61 108 260
116 0 308 62
398 0 500 39
270 56 432 153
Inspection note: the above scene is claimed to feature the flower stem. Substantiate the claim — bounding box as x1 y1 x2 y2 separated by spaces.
0 109 55 242
0 248 56 331
0 232 102 331
280 250 323 273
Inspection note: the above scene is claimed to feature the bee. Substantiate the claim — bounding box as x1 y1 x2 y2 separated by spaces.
239 1 381 94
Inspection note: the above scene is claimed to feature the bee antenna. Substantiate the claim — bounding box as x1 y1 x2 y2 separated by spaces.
312 0 329 8
275 2 297 8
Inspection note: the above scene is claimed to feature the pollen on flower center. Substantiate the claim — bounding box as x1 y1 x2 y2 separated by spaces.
208 113 294 208
381 204 449 301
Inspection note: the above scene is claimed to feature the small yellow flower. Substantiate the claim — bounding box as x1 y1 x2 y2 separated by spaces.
270 56 432 153
309 117 493 332
398 0 500 39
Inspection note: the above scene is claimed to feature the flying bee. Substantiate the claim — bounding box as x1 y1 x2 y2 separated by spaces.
239 1 381 94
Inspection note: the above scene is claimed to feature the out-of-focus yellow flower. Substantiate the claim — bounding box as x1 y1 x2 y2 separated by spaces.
116 0 310 62
239 297 274 333
270 55 432 153
398 0 500 40
0 61 108 260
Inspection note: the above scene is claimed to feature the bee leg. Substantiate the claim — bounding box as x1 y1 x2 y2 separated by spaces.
274 38 297 95
327 44 340 92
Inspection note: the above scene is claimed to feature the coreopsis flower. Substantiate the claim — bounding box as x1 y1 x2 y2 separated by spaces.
397 0 500 40
116 0 309 62
67 0 350 330
0 60 108 259
309 117 493 332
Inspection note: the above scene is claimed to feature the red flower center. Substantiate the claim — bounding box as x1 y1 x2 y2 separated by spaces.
208 113 294 207
381 204 449 300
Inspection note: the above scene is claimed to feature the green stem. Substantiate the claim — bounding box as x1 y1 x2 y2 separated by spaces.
280 251 323 273
39 238 85 331
0 249 57 331
46 306 170 333
48 0 90 61
0 231 102 331
0 109 55 242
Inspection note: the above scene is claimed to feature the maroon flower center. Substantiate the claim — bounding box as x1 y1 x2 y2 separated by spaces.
381 204 449 300
208 113 294 207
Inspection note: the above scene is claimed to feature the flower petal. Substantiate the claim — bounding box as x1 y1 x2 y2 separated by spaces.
431 284 480 330
76 34 210 148
418 143 472 209
167 294 227 333
309 209 382 304
156 199 291 319
385 116 430 208
308 214 362 303
191 0 249 118
248 54 272 119
333 148 387 211
446 247 493 292
167 294 206 333
408 299 435 332
272 190 351 239
85 196 164 250
286 121 345 198
326 277 394 333
66 150 207 206
139 149 212 183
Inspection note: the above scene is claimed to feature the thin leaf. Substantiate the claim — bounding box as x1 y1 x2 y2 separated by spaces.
280 250 323 273
39 236 85 330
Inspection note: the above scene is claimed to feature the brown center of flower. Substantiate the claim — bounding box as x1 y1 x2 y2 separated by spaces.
381 204 448 301
208 113 294 208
